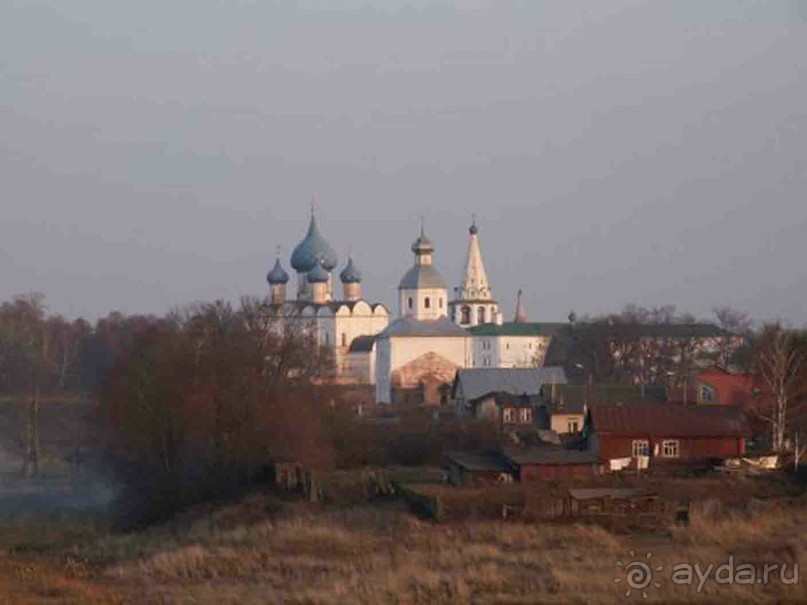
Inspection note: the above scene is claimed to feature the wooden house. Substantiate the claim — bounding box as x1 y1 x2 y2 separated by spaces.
586 404 750 465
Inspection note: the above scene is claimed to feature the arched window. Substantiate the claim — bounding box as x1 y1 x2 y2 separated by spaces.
439 298 443 309
424 297 431 309
461 305 471 324
478 307 486 324
408 297 413 309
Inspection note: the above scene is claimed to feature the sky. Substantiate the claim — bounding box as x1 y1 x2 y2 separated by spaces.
1 0 805 325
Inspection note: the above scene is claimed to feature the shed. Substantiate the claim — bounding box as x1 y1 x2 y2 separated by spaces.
446 451 513 486
501 446 600 482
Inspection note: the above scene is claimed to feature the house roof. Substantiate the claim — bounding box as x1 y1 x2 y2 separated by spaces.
379 316 467 338
501 446 599 466
470 391 544 408
588 404 751 438
348 334 377 353
552 384 668 415
454 367 567 401
447 451 510 473
468 322 567 337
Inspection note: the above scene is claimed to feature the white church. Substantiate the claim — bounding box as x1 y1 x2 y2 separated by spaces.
266 211 554 404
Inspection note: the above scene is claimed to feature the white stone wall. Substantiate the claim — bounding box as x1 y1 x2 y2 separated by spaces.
471 334 551 368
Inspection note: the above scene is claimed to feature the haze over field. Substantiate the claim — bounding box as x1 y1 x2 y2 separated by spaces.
1 1 805 323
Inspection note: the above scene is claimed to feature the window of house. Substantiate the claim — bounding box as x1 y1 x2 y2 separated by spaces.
341 333 347 347
661 440 680 458
424 297 431 309
478 307 486 324
408 297 413 309
439 298 443 309
567 420 579 433
502 408 516 423
700 384 715 404
632 439 650 457
519 408 532 424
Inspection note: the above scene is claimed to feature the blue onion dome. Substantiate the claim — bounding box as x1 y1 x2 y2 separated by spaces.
290 214 338 272
307 262 330 284
339 257 362 284
266 258 290 285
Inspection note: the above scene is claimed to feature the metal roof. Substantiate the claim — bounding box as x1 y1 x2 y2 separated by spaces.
472 392 544 408
454 367 567 401
379 316 467 338
266 259 290 285
398 264 447 290
588 404 750 438
290 214 338 272
339 257 362 284
447 451 509 473
469 322 566 337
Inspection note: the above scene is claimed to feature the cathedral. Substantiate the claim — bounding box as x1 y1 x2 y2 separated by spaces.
266 211 552 404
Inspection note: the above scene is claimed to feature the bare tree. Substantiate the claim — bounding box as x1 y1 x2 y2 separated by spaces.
712 306 752 368
0 293 51 476
753 325 805 453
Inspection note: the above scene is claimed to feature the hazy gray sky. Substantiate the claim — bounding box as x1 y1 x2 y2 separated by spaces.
1 1 805 324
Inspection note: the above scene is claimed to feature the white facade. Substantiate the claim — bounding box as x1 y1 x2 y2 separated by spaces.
473 333 551 368
375 228 473 404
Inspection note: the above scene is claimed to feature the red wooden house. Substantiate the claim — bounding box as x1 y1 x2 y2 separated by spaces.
586 404 750 465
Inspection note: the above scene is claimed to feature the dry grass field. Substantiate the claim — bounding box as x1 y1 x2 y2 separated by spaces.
0 476 805 604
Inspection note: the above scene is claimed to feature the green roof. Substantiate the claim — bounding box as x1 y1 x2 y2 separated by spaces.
468 322 567 337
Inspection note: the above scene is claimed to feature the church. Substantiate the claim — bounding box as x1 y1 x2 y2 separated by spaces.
266 211 551 403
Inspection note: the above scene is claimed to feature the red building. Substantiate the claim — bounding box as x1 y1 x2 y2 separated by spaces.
695 368 756 407
586 404 750 465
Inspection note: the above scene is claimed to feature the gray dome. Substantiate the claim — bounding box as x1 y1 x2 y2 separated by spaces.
411 233 434 255
307 263 330 284
290 215 338 272
339 257 362 284
266 258 290 285
398 264 446 290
